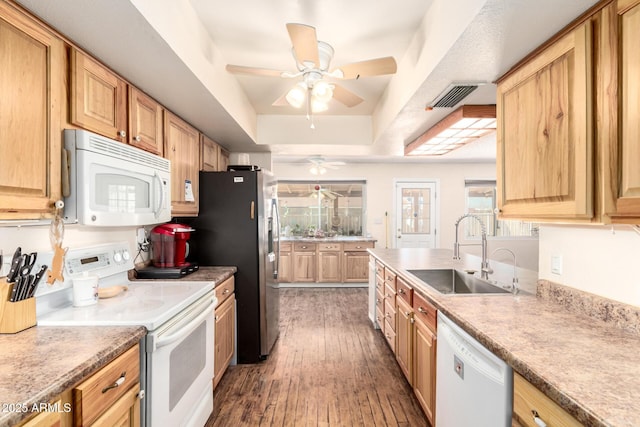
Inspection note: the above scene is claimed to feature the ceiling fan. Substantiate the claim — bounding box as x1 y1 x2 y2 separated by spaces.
226 23 398 122
307 156 345 175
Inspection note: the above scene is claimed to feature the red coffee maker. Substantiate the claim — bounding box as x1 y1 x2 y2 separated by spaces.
150 223 194 267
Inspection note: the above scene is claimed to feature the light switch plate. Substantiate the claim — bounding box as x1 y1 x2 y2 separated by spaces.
551 255 563 275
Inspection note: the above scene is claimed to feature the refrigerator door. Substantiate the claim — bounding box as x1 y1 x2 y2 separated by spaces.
262 174 280 357
190 170 279 363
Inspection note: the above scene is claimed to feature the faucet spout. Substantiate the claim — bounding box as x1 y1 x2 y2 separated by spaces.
453 214 490 279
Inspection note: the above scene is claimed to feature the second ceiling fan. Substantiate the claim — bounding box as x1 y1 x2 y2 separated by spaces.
226 23 398 114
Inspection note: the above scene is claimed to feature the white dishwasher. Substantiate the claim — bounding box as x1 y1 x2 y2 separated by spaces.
436 312 513 426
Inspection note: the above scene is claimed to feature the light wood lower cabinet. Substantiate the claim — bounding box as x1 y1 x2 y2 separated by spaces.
214 276 235 389
413 312 436 425
278 242 292 283
318 243 342 282
73 344 141 427
343 242 375 282
292 243 316 282
513 372 581 427
396 296 413 384
17 400 64 427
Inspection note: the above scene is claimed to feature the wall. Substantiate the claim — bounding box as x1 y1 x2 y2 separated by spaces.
539 224 640 307
0 224 141 276
272 161 538 270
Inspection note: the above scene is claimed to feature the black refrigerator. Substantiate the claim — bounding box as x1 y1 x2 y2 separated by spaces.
187 170 280 363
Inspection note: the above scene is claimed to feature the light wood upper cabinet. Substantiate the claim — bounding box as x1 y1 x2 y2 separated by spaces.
0 2 63 220
200 134 219 171
610 0 640 221
164 111 200 216
497 21 594 221
70 49 127 142
218 146 230 172
128 87 163 155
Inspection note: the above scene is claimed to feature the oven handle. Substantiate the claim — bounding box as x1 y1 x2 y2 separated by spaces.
155 298 215 349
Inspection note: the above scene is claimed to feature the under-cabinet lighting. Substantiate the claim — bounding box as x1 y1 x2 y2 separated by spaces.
405 105 496 156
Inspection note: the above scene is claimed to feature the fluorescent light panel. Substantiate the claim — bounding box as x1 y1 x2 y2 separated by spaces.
405 105 496 156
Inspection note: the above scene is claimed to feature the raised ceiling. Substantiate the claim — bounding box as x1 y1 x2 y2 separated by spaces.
16 0 600 163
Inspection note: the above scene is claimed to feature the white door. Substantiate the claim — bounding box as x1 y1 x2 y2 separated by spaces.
395 181 437 248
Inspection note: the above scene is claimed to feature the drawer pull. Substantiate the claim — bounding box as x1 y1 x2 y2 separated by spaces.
398 288 405 294
418 307 428 314
222 289 230 295
532 410 547 427
376 298 381 303
102 371 126 393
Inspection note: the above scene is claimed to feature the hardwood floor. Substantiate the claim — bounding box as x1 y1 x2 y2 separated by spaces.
206 287 428 427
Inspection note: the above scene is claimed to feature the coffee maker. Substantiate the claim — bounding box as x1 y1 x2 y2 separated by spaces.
135 223 199 279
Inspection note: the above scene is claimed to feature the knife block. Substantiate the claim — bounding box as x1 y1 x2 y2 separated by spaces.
0 279 36 334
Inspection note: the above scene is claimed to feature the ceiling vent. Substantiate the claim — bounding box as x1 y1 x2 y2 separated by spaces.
426 83 482 109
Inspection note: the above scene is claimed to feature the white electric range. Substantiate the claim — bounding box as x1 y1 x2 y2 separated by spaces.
36 242 217 427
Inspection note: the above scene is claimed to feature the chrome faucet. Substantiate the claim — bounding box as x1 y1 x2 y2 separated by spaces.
453 214 491 280
490 247 519 294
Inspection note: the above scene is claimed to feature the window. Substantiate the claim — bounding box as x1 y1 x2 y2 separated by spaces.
464 180 538 238
278 180 366 237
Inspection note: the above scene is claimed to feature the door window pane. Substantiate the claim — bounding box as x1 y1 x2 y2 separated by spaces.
402 188 431 234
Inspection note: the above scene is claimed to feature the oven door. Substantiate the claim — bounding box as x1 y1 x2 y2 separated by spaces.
146 292 216 427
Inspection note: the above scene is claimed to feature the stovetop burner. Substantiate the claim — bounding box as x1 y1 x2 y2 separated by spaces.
134 263 199 279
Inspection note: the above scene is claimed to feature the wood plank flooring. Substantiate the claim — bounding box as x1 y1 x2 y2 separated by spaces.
206 287 429 427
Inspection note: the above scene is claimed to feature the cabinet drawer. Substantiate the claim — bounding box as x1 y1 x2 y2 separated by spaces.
375 260 385 279
413 292 437 332
384 283 396 300
384 298 396 332
396 276 413 306
513 372 582 427
375 288 385 314
384 320 396 352
376 308 385 332
215 276 235 305
74 344 140 426
384 269 397 291
343 241 374 251
318 243 342 251
293 242 316 252
280 242 292 252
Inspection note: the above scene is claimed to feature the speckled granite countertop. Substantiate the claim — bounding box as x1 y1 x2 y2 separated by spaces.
0 326 145 427
131 266 236 284
369 248 640 427
281 236 377 243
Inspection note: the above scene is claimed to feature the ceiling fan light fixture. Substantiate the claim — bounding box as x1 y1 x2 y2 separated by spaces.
285 83 306 108
309 165 327 175
312 81 334 103
405 105 496 156
311 98 329 113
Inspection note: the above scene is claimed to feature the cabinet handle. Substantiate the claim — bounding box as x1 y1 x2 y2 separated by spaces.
102 371 126 393
356 246 362 249
531 410 547 427
301 246 307 249
418 307 428 314
137 389 145 400
134 135 141 142
376 298 381 303
118 130 126 138
398 288 405 294
222 289 230 295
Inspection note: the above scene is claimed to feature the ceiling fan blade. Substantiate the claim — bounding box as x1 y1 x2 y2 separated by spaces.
226 64 286 78
286 23 319 67
332 84 364 107
331 56 397 79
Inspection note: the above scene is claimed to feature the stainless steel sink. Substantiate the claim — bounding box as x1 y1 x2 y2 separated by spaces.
407 269 510 295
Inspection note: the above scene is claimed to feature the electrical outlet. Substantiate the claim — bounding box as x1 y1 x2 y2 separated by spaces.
551 255 563 275
136 227 147 245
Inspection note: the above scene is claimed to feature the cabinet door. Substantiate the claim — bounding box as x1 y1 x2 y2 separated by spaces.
396 297 413 385
278 251 292 283
164 111 200 216
91 383 141 427
293 250 316 282
128 87 163 155
496 21 593 220
200 134 219 171
0 3 63 219
615 0 640 219
318 249 341 282
413 316 436 425
214 294 235 389
19 400 62 427
70 49 127 142
342 252 370 282
218 146 230 172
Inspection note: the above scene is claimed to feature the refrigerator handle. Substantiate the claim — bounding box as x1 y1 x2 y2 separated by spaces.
250 200 255 219
273 199 280 279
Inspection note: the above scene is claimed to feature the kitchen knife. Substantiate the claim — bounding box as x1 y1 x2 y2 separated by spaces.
9 275 24 302
26 265 47 299
17 275 34 301
6 247 22 283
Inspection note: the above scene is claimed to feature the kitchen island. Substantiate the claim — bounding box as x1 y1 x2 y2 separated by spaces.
0 325 145 427
369 248 640 427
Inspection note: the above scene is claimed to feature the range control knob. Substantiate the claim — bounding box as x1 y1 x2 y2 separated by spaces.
122 250 131 261
113 251 123 263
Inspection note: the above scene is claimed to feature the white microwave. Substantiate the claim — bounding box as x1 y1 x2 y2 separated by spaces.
63 129 171 226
